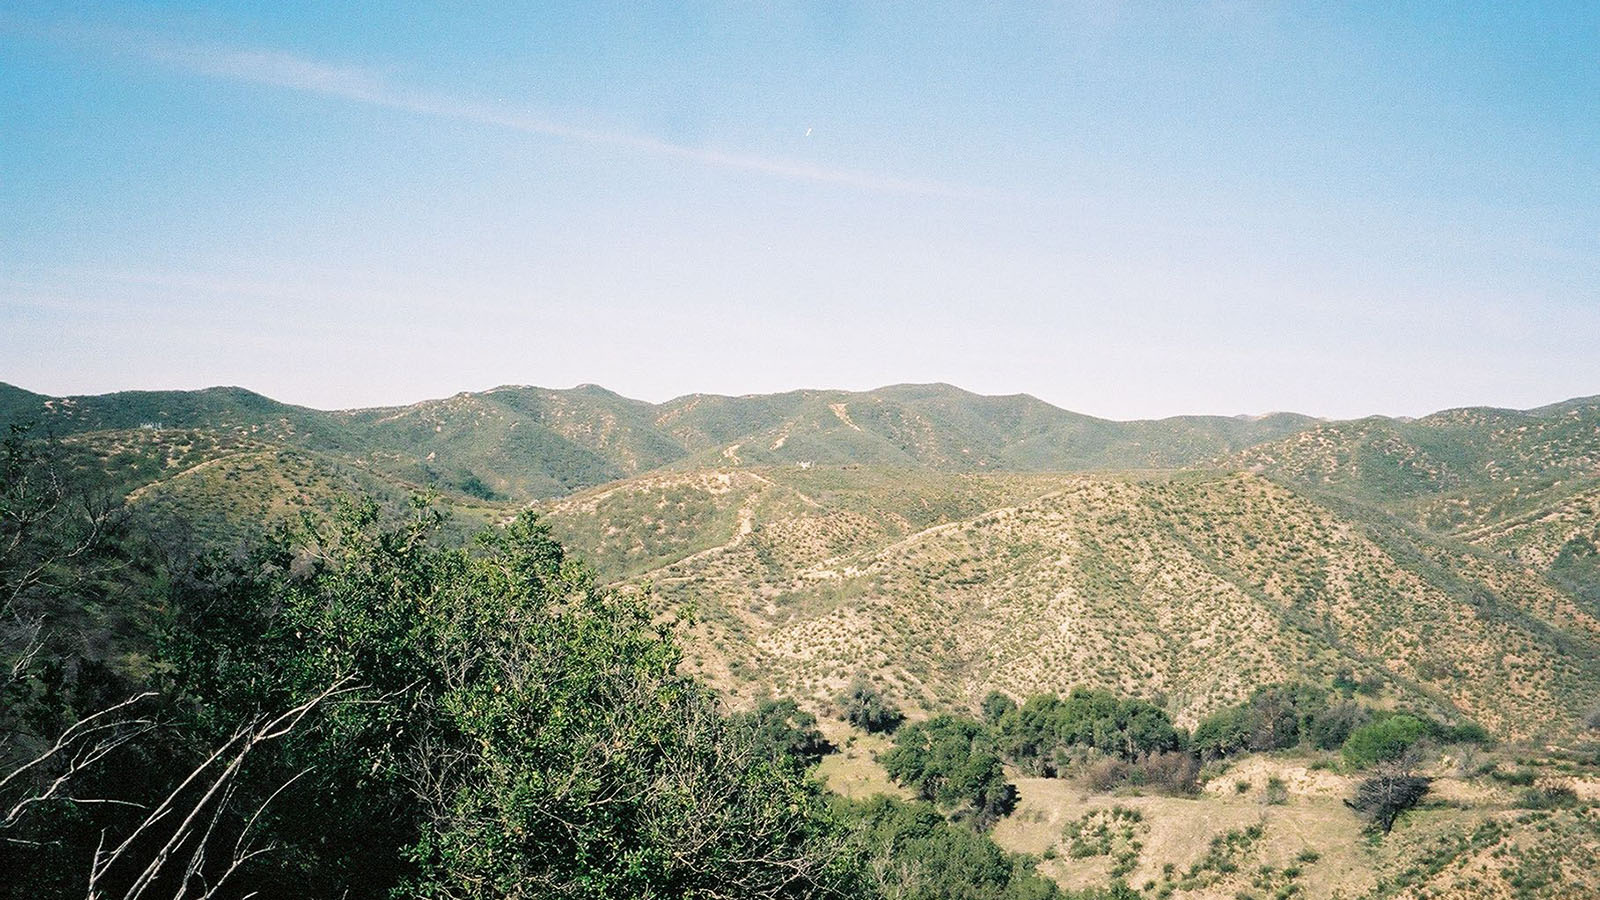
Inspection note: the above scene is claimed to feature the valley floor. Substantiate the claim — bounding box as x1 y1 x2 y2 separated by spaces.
816 719 1600 900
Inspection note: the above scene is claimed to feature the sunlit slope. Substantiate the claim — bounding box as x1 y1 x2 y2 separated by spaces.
1229 400 1600 614
1229 400 1600 526
656 383 1315 472
539 466 1069 580
543 466 1600 741
336 383 689 497
46 423 509 546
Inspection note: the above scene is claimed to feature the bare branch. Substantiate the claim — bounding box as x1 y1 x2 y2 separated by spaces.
85 677 360 900
1 692 158 829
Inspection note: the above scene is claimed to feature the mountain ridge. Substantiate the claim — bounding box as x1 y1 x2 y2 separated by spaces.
5 381 1596 521
3 379 1598 742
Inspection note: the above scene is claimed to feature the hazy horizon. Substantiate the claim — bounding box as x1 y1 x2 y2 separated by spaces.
4 3 1597 420
9 374 1600 425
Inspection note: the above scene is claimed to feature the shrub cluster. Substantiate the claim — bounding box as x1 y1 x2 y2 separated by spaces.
994 688 1182 775
844 796 1062 900
2 443 866 899
841 676 906 734
881 716 1017 828
1191 683 1489 765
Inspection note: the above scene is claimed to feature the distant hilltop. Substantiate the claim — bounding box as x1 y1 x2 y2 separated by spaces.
5 379 1594 502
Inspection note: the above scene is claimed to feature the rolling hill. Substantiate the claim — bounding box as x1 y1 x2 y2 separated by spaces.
5 380 1600 743
3 381 1319 501
536 465 1600 741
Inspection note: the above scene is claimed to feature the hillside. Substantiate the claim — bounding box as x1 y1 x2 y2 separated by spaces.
1226 401 1600 609
1227 400 1600 519
653 384 1316 473
539 465 1600 742
5 381 1599 742
1 381 1319 502
5 380 1600 900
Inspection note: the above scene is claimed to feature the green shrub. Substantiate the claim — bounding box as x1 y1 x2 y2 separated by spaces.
158 503 862 898
1517 785 1579 809
1342 715 1428 769
1491 767 1537 787
841 677 905 734
738 697 833 768
997 688 1181 773
881 715 1017 827
843 796 1062 899
1194 683 1331 757
982 690 1018 724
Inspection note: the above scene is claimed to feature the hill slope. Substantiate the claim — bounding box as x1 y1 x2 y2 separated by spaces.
540 465 1600 741
6 380 1599 741
2 381 1321 501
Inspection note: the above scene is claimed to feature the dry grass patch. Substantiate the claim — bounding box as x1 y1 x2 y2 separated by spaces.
813 722 908 801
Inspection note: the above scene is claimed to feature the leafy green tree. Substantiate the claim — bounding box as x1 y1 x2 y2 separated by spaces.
1191 705 1252 757
1342 715 1428 769
998 689 1181 774
0 428 180 898
1192 683 1329 757
160 500 865 898
844 796 1059 899
739 697 833 769
0 426 135 754
981 690 1017 724
881 715 1016 828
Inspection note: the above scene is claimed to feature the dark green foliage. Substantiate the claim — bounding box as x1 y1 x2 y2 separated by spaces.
1191 683 1327 757
881 715 1017 828
995 688 1181 775
5 480 866 899
0 431 190 897
739 698 834 768
841 677 904 734
842 796 1061 900
1332 668 1360 695
1342 715 1428 769
1346 772 1429 833
1491 766 1538 787
454 470 499 500
982 690 1018 724
1191 705 1253 757
1424 718 1493 746
166 502 861 898
1307 701 1370 750
0 427 162 829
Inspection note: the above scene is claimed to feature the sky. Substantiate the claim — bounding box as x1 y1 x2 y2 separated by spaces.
2 2 1597 420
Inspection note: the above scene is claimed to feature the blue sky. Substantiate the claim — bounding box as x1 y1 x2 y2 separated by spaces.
2 2 1596 418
